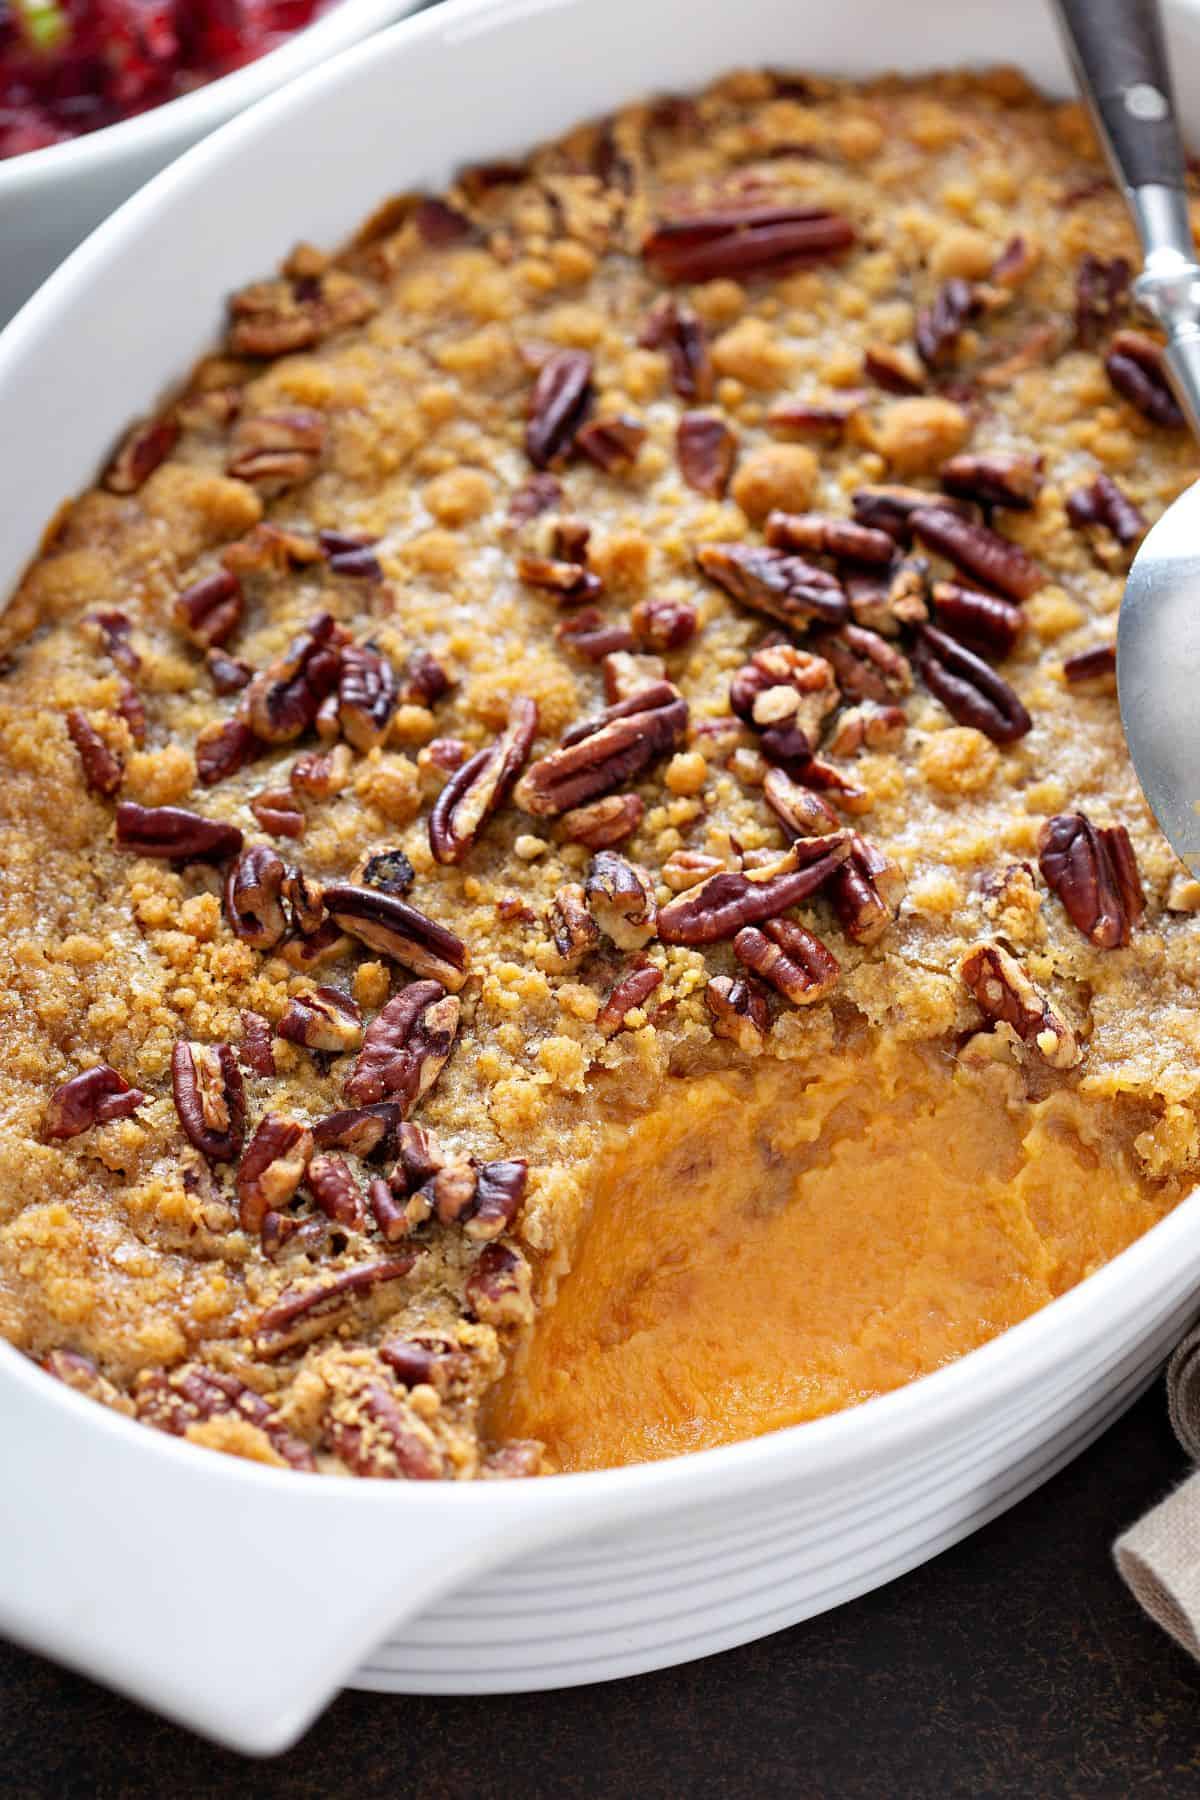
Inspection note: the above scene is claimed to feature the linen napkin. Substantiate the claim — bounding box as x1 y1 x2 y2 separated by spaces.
1114 1324 1200 1659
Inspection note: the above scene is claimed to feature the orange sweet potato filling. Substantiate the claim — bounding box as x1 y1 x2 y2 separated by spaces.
492 1041 1175 1472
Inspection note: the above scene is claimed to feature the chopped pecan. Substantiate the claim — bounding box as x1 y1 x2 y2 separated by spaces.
763 766 842 838
224 844 289 949
819 625 912 703
324 885 469 990
828 835 905 944
414 195 476 243
639 295 712 401
103 415 179 493
914 624 1031 743
576 415 646 473
977 320 1064 388
172 1041 246 1162
764 511 895 567
697 544 848 631
517 552 602 604
911 507 1043 601
421 737 468 777
507 473 564 528
931 581 1024 659
256 1257 418 1359
368 1176 410 1243
734 918 839 1005
228 269 377 357
292 744 353 799
596 965 663 1036
705 975 770 1049
915 277 983 369
847 558 931 636
279 986 364 1054
864 343 925 394
400 648 451 709
343 981 460 1111
116 801 243 864
338 643 398 751
1037 812 1144 949
1062 643 1117 688
850 484 971 545
44 1065 146 1140
172 570 243 649
631 595 699 652
43 1348 131 1412
237 1115 314 1234
1105 330 1184 429
662 848 728 890
658 836 848 945
466 1160 529 1241
789 755 872 813
729 643 839 756
525 349 594 468
207 650 253 696
959 943 1079 1069
546 883 601 969
585 851 658 949
767 390 871 433
320 531 383 581
115 677 147 746
279 919 351 972
676 412 737 497
560 792 644 849
939 452 1043 511
429 697 538 865
242 613 342 744
240 1010 276 1077
86 608 140 676
554 608 635 662
1065 473 1147 546
221 520 323 577
603 650 668 704
642 204 855 283
66 710 122 797
133 1366 315 1471
195 718 258 787
227 408 326 493
324 1377 441 1479
360 849 415 897
989 234 1040 291
825 701 907 757
283 867 326 937
1075 253 1131 348
250 788 305 839
514 680 688 816
307 1154 366 1229
312 1101 400 1159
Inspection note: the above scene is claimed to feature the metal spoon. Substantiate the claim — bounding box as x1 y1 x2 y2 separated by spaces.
1053 0 1200 870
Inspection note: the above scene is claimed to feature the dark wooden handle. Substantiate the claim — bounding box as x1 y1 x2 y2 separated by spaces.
1053 0 1185 191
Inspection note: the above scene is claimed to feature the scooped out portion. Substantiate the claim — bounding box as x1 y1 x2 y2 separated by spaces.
491 1038 1178 1472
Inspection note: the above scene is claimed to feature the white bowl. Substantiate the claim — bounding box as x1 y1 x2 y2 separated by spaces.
3 0 1200 1758
0 0 423 325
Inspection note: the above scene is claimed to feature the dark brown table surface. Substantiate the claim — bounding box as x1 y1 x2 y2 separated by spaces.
3 1385 1199 1799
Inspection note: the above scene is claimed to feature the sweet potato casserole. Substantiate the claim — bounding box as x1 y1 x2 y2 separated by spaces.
1 67 1197 1478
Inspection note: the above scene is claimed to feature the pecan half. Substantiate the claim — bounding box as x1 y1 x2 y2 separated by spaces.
514 680 688 816
643 204 855 283
960 943 1080 1069
361 849 415 896
911 507 1043 602
225 844 289 949
676 412 737 497
508 473 564 527
228 270 377 358
338 643 398 751
658 836 848 945
240 1010 276 1077
819 625 912 702
242 614 342 744
116 802 243 864
1065 473 1147 546
526 349 594 468
1038 812 1144 949
66 710 122 797
428 697 538 865
279 986 364 1054
134 1365 315 1471
705 975 770 1049
762 766 842 838
697 544 848 631
639 295 712 400
930 581 1024 659
103 415 179 493
227 408 326 493
864 343 925 394
828 835 905 945
400 648 451 709
250 789 305 839
915 277 983 369
546 883 601 969
324 885 469 990
596 965 663 1036
764 511 896 567
1105 330 1184 429
851 484 971 545
1062 643 1117 688
465 1159 529 1242
312 1101 400 1159
237 1115 314 1234
324 1377 441 1479
1075 253 1131 348
585 852 658 950
734 918 839 1005
939 452 1043 511
44 1065 146 1140
559 792 644 849
576 415 646 473
729 643 839 755
554 609 635 662
256 1257 418 1358
307 1154 366 1229
86 608 140 675
914 624 1031 743
172 1041 246 1162
825 701 907 757
195 719 258 786
343 982 460 1111
172 570 243 649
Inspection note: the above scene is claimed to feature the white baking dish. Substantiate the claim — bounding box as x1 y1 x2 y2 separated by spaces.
2 0 1200 1757
0 0 423 326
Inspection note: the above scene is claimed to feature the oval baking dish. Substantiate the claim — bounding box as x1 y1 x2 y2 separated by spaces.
3 0 1200 1757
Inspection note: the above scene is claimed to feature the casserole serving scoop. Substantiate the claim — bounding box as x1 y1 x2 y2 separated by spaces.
1052 0 1200 870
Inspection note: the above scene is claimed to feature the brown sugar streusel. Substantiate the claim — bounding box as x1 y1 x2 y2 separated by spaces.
1 65 1199 1480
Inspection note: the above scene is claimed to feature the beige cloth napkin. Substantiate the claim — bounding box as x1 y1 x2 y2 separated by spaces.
1114 1324 1200 1659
